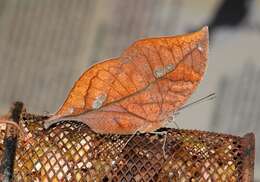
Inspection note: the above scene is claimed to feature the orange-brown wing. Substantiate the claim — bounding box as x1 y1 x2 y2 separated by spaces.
46 27 208 134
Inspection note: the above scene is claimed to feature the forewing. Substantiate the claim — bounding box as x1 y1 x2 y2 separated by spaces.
49 27 208 134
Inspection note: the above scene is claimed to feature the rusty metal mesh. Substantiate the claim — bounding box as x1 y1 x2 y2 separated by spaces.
0 112 255 182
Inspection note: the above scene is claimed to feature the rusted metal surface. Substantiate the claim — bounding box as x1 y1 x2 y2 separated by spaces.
0 109 255 181
0 102 24 182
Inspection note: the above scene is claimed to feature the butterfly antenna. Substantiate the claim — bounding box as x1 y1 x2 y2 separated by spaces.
177 93 216 112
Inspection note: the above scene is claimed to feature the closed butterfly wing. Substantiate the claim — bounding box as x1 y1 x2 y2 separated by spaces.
45 27 208 134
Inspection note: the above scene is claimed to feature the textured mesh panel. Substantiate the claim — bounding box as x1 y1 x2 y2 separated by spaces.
0 112 255 181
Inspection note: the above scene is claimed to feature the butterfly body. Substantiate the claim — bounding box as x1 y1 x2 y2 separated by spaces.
44 27 209 134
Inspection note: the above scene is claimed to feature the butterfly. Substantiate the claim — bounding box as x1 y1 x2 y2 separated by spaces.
44 26 208 134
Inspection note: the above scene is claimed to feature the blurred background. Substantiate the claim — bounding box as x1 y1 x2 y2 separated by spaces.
0 0 259 179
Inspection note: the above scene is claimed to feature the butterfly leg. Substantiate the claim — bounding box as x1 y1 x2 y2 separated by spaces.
121 130 141 151
150 131 168 159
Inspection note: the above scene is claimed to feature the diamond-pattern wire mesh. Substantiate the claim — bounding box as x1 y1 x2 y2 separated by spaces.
0 112 255 181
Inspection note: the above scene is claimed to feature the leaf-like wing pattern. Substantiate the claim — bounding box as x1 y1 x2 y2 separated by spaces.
45 27 208 134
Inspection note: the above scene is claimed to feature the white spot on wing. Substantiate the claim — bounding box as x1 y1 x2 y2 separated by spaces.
154 64 175 78
154 67 165 78
165 64 175 72
198 43 203 52
92 94 107 109
68 107 74 114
